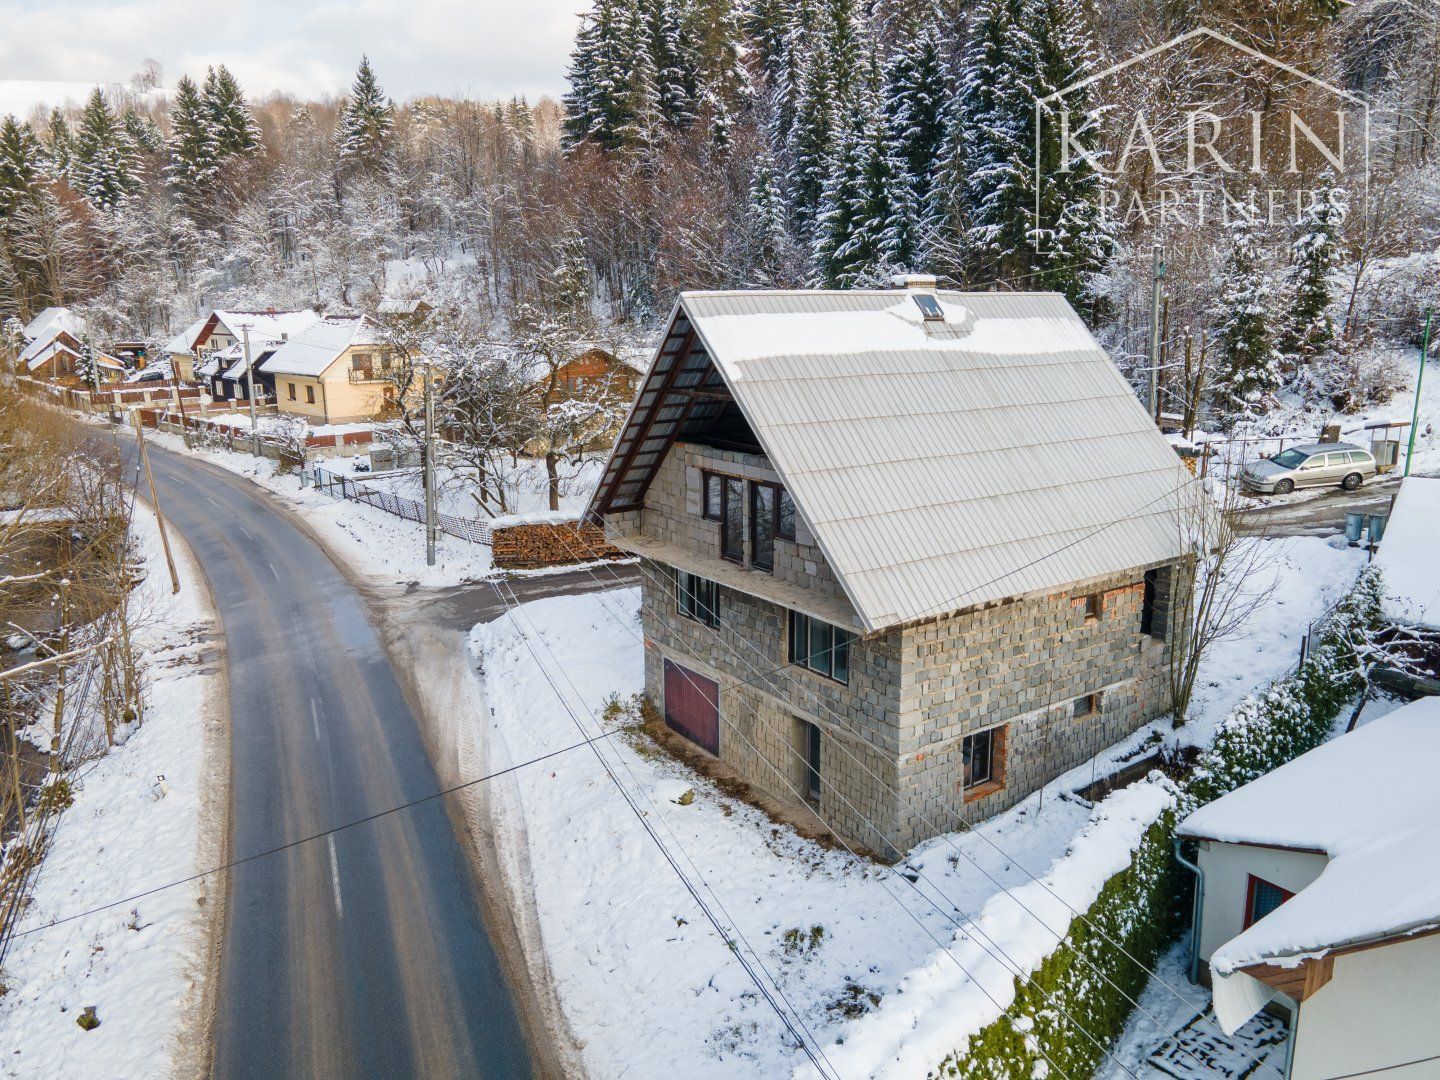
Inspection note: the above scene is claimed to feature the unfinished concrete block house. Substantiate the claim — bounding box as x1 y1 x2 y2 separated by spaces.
587 285 1194 856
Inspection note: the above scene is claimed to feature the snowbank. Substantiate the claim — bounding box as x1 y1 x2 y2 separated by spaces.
1373 476 1440 627
810 779 1178 1079
0 505 226 1079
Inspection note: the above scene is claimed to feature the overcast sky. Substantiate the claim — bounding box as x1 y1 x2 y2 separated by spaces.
0 0 582 106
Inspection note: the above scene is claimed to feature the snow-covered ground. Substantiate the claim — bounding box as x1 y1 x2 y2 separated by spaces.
333 455 605 523
139 427 497 586
0 505 226 1080
466 534 1362 1079
1206 344 1439 510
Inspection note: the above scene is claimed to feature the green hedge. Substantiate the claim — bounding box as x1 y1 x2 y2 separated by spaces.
935 566 1385 1079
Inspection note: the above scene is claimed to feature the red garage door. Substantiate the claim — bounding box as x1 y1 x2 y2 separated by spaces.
663 659 719 755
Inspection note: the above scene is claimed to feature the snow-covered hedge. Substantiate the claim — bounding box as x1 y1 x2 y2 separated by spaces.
912 566 1384 1079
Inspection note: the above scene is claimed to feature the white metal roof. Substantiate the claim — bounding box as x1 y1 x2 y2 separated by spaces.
164 315 210 355
591 289 1197 632
257 316 378 377
212 308 320 344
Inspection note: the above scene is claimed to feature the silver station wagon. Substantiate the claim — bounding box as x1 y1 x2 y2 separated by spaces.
1239 441 1378 495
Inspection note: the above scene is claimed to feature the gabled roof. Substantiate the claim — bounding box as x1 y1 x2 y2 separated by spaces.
1374 477 1440 629
1179 699 1440 1024
589 289 1196 632
22 306 83 342
222 348 278 381
166 309 320 355
23 337 124 372
257 316 379 377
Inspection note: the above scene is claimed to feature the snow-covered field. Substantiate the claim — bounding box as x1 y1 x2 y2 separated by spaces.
0 505 226 1080
467 535 1362 1079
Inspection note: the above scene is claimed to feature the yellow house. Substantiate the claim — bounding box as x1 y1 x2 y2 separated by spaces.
259 316 400 425
165 308 319 384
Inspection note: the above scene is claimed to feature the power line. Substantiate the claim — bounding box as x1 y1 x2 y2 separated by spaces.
10 728 624 939
488 576 842 1079
537 529 1146 1079
552 506 1278 1080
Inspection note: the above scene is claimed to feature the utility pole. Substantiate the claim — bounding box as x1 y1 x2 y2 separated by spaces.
131 410 182 594
1404 309 1431 477
169 352 193 449
423 360 437 567
1148 245 1165 425
240 323 260 457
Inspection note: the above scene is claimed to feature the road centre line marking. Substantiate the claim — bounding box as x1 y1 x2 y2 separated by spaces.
237 525 253 540
205 496 221 509
327 836 344 918
310 698 320 741
266 561 279 580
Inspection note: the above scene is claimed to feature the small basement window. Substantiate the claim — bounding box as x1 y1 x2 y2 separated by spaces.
1141 565 1171 641
676 570 719 627
961 725 1006 798
1073 692 1101 718
1083 592 1103 620
789 612 854 684
1244 875 1294 929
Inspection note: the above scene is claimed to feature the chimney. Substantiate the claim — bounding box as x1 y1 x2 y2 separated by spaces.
889 273 938 290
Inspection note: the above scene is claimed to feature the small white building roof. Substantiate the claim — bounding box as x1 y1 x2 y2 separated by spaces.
1180 697 1440 993
22 306 83 342
164 315 211 355
590 289 1197 632
257 316 379 377
1373 477 1440 629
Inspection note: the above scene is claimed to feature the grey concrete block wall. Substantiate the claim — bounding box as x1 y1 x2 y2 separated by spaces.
619 440 1181 857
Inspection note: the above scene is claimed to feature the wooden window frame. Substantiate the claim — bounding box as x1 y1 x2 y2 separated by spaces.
305 384 316 404
750 481 779 573
287 382 297 401
1244 875 1295 929
720 475 745 563
1083 592 1104 620
1073 692 1101 719
961 725 1007 802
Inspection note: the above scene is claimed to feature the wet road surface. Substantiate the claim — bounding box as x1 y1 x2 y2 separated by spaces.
120 435 535 1080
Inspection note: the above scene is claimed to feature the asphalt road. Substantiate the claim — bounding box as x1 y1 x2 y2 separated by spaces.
119 435 535 1080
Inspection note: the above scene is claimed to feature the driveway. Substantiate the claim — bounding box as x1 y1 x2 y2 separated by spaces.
116 433 536 1079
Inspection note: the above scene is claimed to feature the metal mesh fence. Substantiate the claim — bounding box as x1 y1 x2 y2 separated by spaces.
306 466 492 545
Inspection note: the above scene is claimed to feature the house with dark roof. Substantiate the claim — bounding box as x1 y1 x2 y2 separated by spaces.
587 283 1198 854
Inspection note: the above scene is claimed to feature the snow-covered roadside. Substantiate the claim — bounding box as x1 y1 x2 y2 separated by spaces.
0 504 228 1080
137 426 495 587
465 535 1359 1079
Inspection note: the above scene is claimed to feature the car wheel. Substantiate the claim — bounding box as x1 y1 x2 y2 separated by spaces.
1342 472 1362 491
1274 479 1294 495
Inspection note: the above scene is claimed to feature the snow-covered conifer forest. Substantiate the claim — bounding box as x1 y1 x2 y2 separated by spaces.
1 0 1437 432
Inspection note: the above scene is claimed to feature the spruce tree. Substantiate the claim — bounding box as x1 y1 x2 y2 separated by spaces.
744 150 795 284
561 0 645 153
46 109 76 181
1212 207 1282 417
646 0 697 131
1279 181 1347 366
1026 0 1111 303
73 88 139 211
882 23 949 261
335 56 396 177
204 65 263 157
165 74 220 203
0 116 46 218
785 34 834 238
75 339 100 388
123 110 164 156
813 65 916 287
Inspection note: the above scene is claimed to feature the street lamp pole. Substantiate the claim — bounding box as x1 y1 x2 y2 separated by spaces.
240 323 260 457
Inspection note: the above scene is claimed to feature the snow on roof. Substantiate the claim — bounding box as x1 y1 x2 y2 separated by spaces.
211 309 320 344
257 316 379 377
591 289 1197 632
1180 697 1440 980
1374 477 1440 628
375 297 429 314
21 306 82 342
222 347 278 381
164 315 211 355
